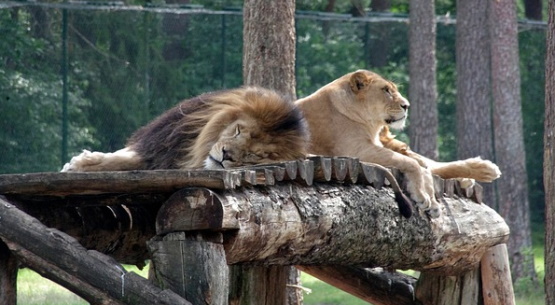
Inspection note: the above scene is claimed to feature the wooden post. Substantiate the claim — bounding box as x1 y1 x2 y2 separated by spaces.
0 240 17 305
415 268 481 305
148 189 229 305
481 244 515 305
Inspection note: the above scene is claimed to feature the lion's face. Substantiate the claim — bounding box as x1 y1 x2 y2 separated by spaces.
204 118 304 169
347 70 410 130
200 88 309 169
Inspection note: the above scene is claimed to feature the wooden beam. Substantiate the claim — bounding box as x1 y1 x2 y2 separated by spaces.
158 183 508 275
297 266 421 305
0 196 190 305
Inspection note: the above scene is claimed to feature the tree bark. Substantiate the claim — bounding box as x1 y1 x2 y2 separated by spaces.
0 196 190 305
157 183 508 274
241 1 299 303
489 0 536 283
409 0 438 159
243 0 296 100
544 0 555 303
456 0 497 206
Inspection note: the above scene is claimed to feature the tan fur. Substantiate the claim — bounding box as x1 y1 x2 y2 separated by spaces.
296 70 441 217
379 126 501 183
62 87 308 172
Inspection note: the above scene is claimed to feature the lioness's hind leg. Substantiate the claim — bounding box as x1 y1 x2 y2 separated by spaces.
61 147 142 172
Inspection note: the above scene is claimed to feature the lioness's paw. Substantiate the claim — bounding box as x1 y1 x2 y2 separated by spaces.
458 178 476 189
406 169 442 218
61 150 105 172
465 157 501 182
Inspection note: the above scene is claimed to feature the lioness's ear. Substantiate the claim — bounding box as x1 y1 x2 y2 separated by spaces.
349 71 371 93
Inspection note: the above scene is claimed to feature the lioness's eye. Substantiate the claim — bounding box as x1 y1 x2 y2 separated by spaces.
234 125 241 137
383 87 393 98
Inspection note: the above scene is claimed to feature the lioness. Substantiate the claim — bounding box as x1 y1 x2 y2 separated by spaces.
62 87 309 172
296 69 500 218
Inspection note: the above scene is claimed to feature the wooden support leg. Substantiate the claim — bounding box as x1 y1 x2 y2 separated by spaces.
480 244 515 305
148 232 229 305
415 268 481 305
228 266 298 305
0 240 17 305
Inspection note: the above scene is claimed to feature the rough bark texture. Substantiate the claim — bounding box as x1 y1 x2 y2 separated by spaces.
0 196 190 305
297 266 420 305
158 184 508 274
0 241 17 305
242 0 296 101
489 0 536 283
241 1 299 303
455 0 496 206
545 1 555 303
481 244 515 305
416 268 481 305
408 0 438 160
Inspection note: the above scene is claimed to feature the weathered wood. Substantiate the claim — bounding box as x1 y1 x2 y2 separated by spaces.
0 240 17 305
148 232 228 305
9 196 160 266
0 196 190 305
156 188 238 235
297 266 420 305
0 170 238 196
159 184 508 275
228 265 290 305
481 244 515 305
415 268 481 305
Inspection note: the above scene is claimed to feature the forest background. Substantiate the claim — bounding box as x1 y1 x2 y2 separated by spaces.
0 0 548 298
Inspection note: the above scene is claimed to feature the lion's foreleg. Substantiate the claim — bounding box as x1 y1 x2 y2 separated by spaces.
61 147 143 172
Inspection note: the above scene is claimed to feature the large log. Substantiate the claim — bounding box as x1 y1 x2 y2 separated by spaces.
0 196 190 305
158 184 508 275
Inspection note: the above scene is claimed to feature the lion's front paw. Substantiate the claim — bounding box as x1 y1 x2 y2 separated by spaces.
465 157 501 182
61 150 106 172
406 168 441 218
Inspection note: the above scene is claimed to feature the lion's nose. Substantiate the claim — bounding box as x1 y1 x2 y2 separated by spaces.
401 104 409 111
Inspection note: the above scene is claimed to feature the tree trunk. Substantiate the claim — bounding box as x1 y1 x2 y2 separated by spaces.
489 0 536 283
408 0 438 159
365 0 391 68
0 240 17 305
241 1 300 304
456 0 497 207
544 0 555 303
524 0 543 20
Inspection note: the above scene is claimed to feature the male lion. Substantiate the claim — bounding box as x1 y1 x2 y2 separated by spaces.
296 69 501 218
62 87 309 172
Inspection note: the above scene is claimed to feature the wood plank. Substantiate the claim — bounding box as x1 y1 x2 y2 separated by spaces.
0 241 17 305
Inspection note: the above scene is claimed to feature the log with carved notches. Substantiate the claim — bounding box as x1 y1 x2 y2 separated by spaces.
0 156 508 275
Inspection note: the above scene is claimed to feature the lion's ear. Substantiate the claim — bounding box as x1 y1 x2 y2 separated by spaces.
349 71 372 93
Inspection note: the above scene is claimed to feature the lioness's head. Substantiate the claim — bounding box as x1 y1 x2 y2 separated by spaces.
203 87 309 169
336 69 409 130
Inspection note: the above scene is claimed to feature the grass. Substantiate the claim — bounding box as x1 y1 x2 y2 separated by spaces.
16 249 547 305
